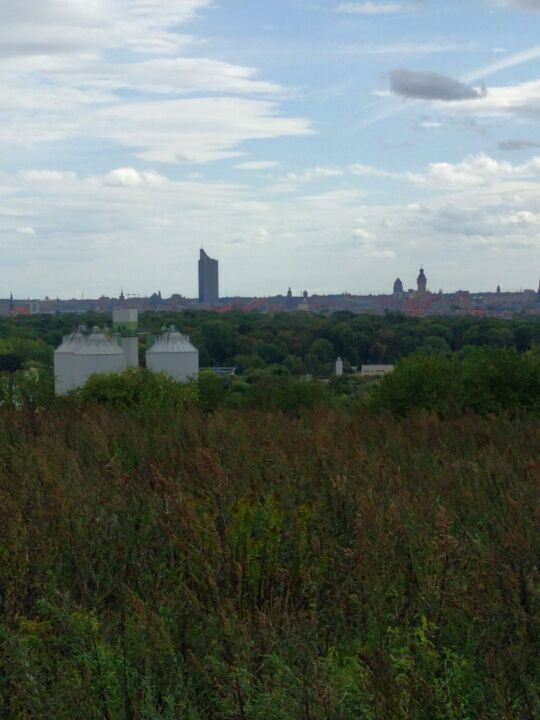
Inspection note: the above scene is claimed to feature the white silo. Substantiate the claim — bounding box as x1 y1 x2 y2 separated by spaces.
54 331 85 395
146 327 199 382
119 336 139 368
70 328 127 390
335 357 344 377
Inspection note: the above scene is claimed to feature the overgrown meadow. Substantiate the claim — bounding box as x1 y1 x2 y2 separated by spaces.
1 311 540 718
0 378 539 718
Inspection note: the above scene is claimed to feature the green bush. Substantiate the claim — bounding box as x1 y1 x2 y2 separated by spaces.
368 348 540 417
77 368 198 415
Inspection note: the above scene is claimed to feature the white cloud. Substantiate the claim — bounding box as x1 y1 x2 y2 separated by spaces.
336 2 402 14
96 98 311 164
269 166 344 193
408 152 540 189
464 44 540 82
438 79 540 121
287 167 343 181
21 170 77 184
342 41 474 55
0 0 310 164
353 227 374 240
97 168 169 187
349 163 399 178
16 226 36 235
496 0 540 12
3 154 540 296
235 161 280 170
0 0 214 58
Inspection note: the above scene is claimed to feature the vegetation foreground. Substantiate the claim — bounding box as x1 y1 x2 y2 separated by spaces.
0 400 539 719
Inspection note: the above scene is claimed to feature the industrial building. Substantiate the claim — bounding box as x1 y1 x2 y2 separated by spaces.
146 327 199 382
54 329 127 395
53 311 199 395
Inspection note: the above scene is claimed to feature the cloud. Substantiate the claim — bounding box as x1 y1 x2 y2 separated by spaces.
438 79 540 121
0 0 311 164
389 69 487 101
111 57 283 96
3 154 540 296
336 2 402 13
353 227 374 240
0 0 214 58
97 168 169 187
21 170 77 184
97 98 311 164
270 166 344 192
496 0 540 11
464 45 540 83
408 152 540 189
342 41 475 56
417 118 445 129
16 226 36 235
349 163 399 178
498 139 540 151
235 161 280 170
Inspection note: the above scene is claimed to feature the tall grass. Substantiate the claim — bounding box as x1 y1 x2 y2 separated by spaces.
0 403 538 718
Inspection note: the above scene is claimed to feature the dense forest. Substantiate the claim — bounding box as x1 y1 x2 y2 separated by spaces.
0 311 539 718
3 309 540 376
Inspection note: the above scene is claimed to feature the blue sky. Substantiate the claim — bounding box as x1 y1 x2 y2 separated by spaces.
1 0 540 298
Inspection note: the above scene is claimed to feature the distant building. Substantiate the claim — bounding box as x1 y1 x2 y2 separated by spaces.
286 287 295 310
393 278 404 297
298 290 310 312
198 249 219 304
146 327 199 382
54 323 199 395
417 267 427 295
361 364 394 378
54 328 127 395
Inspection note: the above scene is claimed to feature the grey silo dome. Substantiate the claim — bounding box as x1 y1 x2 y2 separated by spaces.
54 327 127 395
146 327 199 381
54 331 86 395
75 328 125 357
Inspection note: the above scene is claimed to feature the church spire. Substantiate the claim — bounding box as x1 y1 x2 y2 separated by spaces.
417 267 427 295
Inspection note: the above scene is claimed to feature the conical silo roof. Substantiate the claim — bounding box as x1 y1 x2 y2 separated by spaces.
55 331 85 354
74 328 124 356
147 327 197 354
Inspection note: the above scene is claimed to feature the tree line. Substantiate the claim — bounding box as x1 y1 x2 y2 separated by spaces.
2 309 540 375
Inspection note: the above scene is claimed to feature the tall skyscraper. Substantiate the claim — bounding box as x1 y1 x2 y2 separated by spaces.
198 249 219 304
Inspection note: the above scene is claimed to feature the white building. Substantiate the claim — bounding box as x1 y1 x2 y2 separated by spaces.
54 322 200 395
54 328 126 395
53 331 86 395
361 365 395 378
146 327 199 382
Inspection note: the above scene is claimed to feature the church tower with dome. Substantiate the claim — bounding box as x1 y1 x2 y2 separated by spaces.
417 267 427 296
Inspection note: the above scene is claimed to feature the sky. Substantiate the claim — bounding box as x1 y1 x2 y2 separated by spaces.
2 0 540 298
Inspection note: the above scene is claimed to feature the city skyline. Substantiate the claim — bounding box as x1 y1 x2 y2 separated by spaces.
3 258 540 304
3 259 540 303
1 1 540 297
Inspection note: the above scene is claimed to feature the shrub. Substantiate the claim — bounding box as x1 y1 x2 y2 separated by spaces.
77 368 199 415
